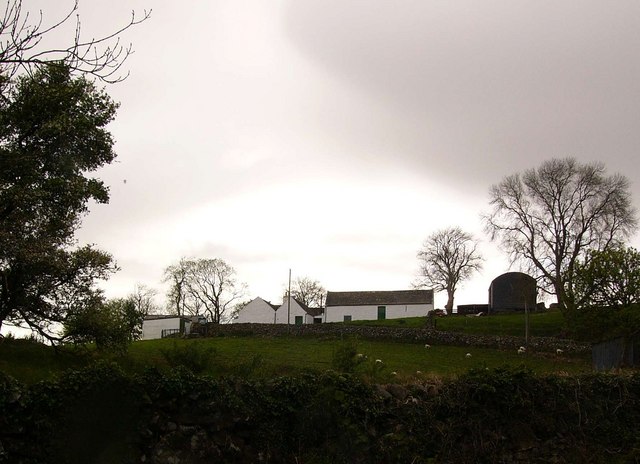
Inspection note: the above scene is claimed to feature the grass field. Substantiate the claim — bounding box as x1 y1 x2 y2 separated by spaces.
0 333 590 384
348 310 566 337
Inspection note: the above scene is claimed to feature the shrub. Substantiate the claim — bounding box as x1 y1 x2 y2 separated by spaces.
160 341 217 374
232 353 264 378
63 297 143 354
331 338 366 373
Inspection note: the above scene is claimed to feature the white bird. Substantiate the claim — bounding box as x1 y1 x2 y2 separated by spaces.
465 353 472 358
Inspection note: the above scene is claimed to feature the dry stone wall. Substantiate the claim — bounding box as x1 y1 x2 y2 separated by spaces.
198 322 590 354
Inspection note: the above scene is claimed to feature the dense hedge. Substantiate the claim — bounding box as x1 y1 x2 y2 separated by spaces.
201 322 591 354
2 364 640 463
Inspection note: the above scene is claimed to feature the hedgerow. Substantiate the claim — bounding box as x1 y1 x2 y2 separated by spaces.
1 364 640 463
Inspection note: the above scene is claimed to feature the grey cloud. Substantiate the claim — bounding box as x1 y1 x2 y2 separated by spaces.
284 1 640 192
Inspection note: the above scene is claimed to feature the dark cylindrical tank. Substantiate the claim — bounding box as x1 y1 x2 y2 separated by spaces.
488 272 537 312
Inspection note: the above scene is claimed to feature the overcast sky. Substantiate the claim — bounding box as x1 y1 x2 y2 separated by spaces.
27 1 640 310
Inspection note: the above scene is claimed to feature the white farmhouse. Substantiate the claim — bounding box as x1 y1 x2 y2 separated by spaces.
141 315 195 340
324 290 434 322
233 297 279 324
233 296 324 325
275 296 323 325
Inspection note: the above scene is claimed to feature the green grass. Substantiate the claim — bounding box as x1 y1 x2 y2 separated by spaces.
437 310 566 337
0 334 590 384
0 338 90 383
0 310 577 385
125 336 592 381
348 310 566 338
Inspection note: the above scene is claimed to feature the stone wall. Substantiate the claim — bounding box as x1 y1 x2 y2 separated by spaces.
198 322 590 354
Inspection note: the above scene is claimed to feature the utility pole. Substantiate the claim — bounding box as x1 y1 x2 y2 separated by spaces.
525 300 529 346
287 268 291 328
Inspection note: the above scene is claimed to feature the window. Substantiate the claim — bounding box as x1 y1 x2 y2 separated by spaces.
377 306 386 320
313 317 322 324
295 316 303 325
343 315 352 322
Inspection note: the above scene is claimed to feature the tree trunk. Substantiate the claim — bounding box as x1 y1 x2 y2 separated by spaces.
445 291 455 316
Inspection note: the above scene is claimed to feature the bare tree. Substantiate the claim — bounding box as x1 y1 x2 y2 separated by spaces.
163 258 191 316
183 258 247 324
0 0 150 84
288 276 326 308
484 158 637 312
415 227 483 315
129 283 159 318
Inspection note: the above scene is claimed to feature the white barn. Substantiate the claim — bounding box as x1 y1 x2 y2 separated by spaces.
324 290 434 323
233 297 279 324
141 315 194 340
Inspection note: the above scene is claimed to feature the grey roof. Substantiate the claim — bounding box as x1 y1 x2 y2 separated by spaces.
258 297 279 311
294 298 324 317
305 306 324 317
325 290 434 307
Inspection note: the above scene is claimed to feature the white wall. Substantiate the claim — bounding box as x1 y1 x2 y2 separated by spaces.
142 317 191 340
275 297 316 325
233 297 277 324
324 304 432 323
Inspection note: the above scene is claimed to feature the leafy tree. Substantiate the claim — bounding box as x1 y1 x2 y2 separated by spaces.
64 297 144 353
484 158 637 312
0 0 150 84
289 276 326 308
570 246 640 310
415 227 483 315
0 63 118 341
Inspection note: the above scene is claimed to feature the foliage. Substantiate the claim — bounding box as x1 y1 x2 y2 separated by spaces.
2 365 640 463
0 63 119 342
484 158 637 312
163 257 247 323
432 367 640 463
160 340 217 374
361 356 390 383
570 246 640 310
231 353 264 379
331 338 366 373
415 227 483 314
63 297 144 354
566 304 640 342
0 0 150 85
0 362 143 464
564 246 640 340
